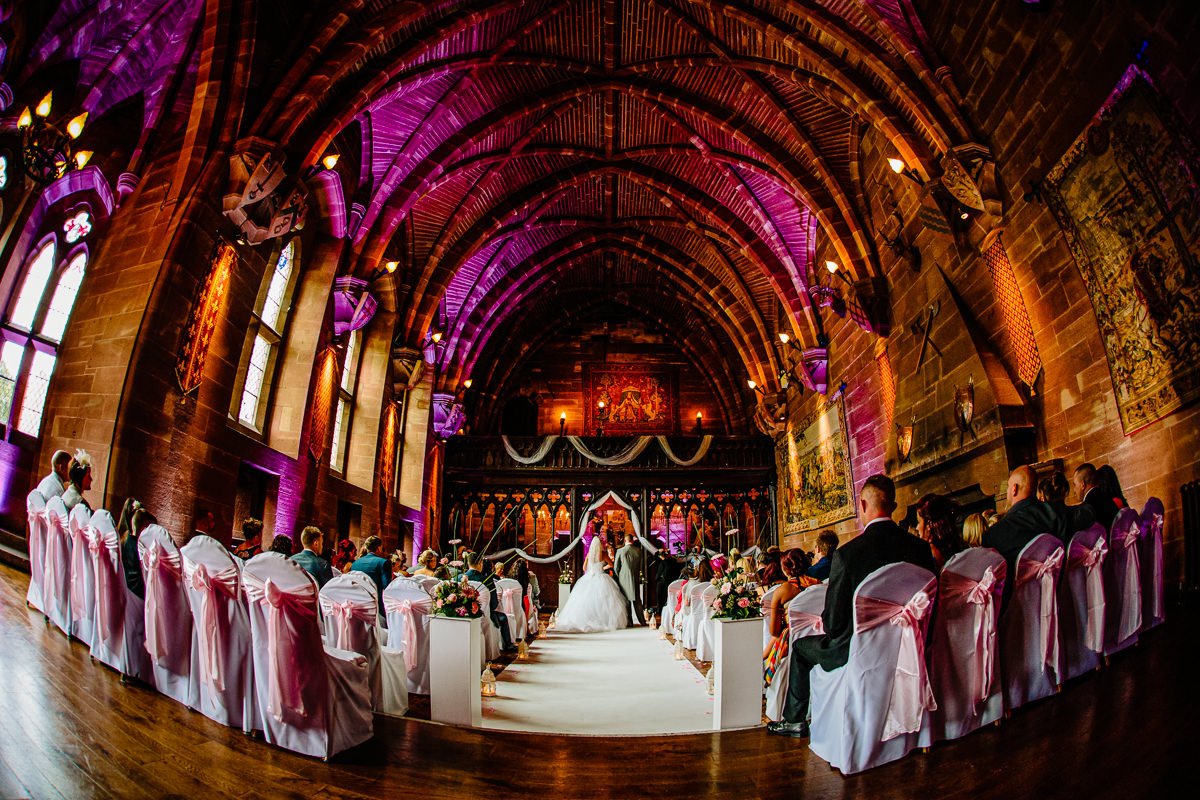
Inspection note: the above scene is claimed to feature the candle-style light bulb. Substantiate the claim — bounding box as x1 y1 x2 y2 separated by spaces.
35 92 53 118
888 157 906 174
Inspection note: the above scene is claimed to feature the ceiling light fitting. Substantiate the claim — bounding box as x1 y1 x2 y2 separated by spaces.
17 92 92 184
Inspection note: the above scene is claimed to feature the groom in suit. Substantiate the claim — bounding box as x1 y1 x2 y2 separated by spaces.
614 533 645 627
768 474 937 738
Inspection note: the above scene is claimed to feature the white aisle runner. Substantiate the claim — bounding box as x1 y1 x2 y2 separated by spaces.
481 627 716 735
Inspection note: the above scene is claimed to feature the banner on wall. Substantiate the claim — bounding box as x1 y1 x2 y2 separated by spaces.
175 242 236 396
583 363 678 435
775 395 855 535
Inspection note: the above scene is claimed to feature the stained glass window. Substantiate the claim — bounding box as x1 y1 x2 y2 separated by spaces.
260 241 293 330
330 397 348 469
40 252 87 343
0 155 7 190
330 330 362 471
236 241 299 430
16 350 56 435
238 335 271 425
63 211 92 243
11 243 56 330
0 341 24 424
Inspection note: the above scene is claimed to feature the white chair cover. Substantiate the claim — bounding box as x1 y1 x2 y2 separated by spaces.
413 575 440 593
25 490 48 613
470 581 502 662
760 584 780 652
920 548 1006 746
661 578 686 632
682 581 708 650
382 578 433 694
243 553 374 759
1000 534 1064 711
42 496 73 635
495 577 526 642
88 511 153 683
180 534 257 732
1103 508 1142 655
139 524 197 708
320 573 409 717
525 583 539 635
809 563 938 775
764 584 827 722
1138 497 1165 630
694 584 719 662
67 503 95 645
1057 524 1108 683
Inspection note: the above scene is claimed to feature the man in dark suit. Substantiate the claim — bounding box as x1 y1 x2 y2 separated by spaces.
465 551 514 652
1072 462 1119 531
983 465 1068 609
651 545 684 609
291 525 334 588
768 474 937 738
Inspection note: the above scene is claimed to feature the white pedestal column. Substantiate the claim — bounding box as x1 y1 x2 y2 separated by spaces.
713 617 764 730
430 616 482 727
558 583 571 608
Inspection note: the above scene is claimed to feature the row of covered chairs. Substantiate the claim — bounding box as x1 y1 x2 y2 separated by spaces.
764 499 1164 774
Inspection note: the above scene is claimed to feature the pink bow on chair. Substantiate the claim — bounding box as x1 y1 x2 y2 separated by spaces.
321 597 376 652
1113 525 1142 641
1019 548 1063 677
244 573 323 725
1069 537 1108 652
501 587 521 613
88 529 115 632
142 541 183 665
186 560 239 693
383 595 431 656
941 563 1005 707
857 585 938 741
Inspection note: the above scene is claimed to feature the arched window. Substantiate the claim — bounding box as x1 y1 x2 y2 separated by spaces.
1 234 90 437
234 240 299 430
329 328 361 473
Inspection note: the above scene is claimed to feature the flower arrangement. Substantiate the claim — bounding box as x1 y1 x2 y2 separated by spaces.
710 575 761 620
430 579 483 618
558 563 575 584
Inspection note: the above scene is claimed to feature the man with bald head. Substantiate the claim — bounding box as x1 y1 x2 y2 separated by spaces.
769 473 937 738
36 450 72 499
983 465 1067 608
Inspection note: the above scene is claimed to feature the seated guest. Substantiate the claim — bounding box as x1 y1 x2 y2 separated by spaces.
36 449 72 499
962 512 989 548
916 493 966 568
757 549 783 586
413 549 439 577
331 535 357 573
735 556 756 577
525 560 541 607
464 551 514 652
763 549 817 675
268 534 295 557
1095 465 1128 510
1038 470 1095 536
984 465 1068 608
432 565 452 580
651 547 684 607
291 526 334 588
233 518 264 560
183 508 217 550
391 550 410 577
122 507 157 599
807 531 839 581
61 451 93 512
768 474 936 738
116 497 141 540
350 536 392 595
1073 463 1119 531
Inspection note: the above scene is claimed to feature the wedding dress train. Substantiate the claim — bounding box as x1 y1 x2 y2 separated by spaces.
554 537 628 633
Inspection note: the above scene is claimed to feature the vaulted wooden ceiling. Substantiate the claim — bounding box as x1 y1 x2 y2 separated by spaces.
10 0 975 428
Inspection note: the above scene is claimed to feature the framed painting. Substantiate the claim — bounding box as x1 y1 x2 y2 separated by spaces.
583 363 678 435
1043 65 1200 433
775 395 854 535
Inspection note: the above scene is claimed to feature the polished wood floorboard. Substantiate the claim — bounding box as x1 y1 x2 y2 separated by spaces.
1 562 1195 799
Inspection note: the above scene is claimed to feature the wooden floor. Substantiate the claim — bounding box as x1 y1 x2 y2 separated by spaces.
1 563 1195 800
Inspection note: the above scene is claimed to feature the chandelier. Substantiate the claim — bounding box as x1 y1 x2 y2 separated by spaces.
16 92 92 184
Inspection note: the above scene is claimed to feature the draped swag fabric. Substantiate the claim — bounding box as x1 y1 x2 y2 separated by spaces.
501 435 712 467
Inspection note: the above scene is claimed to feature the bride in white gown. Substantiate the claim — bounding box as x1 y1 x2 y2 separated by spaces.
554 535 628 633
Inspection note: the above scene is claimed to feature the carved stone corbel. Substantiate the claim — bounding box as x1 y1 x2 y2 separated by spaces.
799 347 829 394
223 138 309 244
940 143 1005 252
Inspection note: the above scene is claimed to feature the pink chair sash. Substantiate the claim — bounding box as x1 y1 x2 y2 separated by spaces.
501 587 521 614
186 560 239 693
855 587 937 740
88 530 115 631
383 595 432 655
142 541 184 664
43 510 69 612
1112 526 1142 641
69 525 92 612
939 563 1005 706
320 595 377 652
1017 548 1063 675
1068 536 1108 651
792 611 824 637
243 572 324 724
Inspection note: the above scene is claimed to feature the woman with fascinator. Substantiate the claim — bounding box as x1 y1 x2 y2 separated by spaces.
61 449 93 512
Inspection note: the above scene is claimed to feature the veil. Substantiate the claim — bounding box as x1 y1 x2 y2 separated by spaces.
585 535 605 574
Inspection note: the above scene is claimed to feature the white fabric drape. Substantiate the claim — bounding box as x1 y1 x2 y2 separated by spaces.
485 490 655 562
500 435 713 467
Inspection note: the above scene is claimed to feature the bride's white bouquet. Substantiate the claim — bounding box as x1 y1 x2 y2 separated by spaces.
710 575 761 620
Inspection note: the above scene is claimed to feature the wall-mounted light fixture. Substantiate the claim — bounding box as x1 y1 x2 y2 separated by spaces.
321 153 340 171
368 259 399 282
887 157 924 187
559 411 566 436
747 379 766 396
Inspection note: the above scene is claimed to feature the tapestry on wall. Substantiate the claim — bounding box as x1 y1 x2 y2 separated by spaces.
775 395 854 535
583 363 678 435
1043 65 1200 434
175 242 236 396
